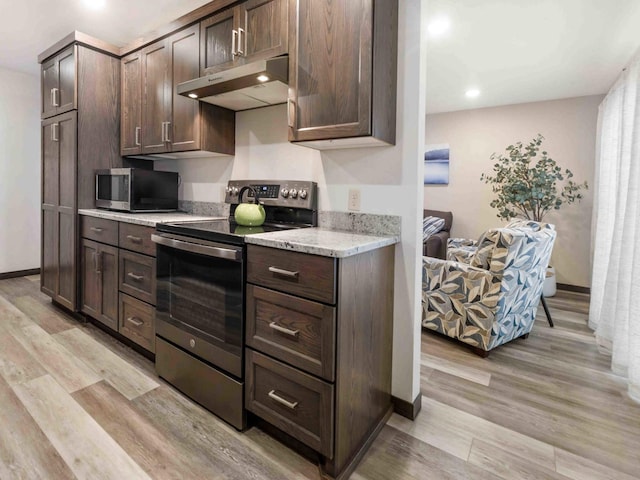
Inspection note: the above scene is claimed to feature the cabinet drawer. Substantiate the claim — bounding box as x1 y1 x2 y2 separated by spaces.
119 293 155 353
119 223 156 256
82 216 118 246
246 285 335 381
119 250 156 305
247 246 336 304
246 350 334 458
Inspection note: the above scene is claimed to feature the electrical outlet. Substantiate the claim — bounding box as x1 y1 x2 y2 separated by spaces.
348 188 361 211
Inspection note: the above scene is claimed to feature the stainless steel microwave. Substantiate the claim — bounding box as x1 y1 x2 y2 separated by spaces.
95 168 179 212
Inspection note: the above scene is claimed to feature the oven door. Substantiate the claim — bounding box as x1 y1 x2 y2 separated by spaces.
152 232 244 378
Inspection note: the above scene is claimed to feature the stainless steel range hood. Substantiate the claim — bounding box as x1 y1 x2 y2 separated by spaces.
177 56 288 111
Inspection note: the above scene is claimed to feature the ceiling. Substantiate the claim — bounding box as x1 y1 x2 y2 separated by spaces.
0 0 213 75
426 0 640 113
2 1 639 115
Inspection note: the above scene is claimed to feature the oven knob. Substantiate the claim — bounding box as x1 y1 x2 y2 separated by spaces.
281 188 289 198
232 187 239 196
189 338 196 348
299 189 308 199
289 188 298 199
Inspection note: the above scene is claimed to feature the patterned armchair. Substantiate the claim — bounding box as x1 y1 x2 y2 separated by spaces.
422 220 556 356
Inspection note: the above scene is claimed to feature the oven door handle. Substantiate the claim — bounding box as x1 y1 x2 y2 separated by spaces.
151 233 242 261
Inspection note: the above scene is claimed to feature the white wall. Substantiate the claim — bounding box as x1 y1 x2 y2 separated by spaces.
0 67 41 274
156 0 427 404
425 95 603 288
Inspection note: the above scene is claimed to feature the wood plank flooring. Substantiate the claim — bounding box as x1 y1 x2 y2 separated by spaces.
0 276 639 479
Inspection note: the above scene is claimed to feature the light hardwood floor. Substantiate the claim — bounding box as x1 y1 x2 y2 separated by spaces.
0 276 639 479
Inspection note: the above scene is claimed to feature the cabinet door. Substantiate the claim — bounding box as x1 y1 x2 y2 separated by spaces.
41 120 59 297
98 243 119 331
200 7 237 75
41 57 58 119
240 0 288 63
81 239 101 318
57 113 77 310
42 114 76 306
169 24 201 152
121 51 143 156
57 47 77 115
141 39 171 154
41 112 77 311
81 240 118 330
41 46 76 119
289 0 372 142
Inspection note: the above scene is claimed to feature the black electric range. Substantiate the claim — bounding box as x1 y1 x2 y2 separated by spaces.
151 180 317 431
156 179 318 245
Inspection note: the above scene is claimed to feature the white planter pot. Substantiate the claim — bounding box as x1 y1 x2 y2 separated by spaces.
543 266 557 297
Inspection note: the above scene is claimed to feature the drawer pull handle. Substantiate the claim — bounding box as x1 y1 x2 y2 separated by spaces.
268 266 299 278
126 316 143 327
90 227 103 233
269 322 300 337
268 390 298 410
126 235 142 243
127 272 144 281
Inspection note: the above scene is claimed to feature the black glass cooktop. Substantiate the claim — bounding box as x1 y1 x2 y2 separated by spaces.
156 219 302 246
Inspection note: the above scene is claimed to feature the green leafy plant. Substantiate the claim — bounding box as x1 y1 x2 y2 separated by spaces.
480 134 588 222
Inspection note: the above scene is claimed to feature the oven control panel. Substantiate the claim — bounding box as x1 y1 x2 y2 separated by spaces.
226 180 318 210
248 184 280 199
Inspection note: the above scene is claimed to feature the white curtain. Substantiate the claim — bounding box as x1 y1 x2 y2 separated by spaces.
590 49 640 403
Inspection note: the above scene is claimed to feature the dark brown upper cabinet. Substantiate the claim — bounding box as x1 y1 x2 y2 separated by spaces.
121 51 143 156
288 0 398 149
126 24 235 157
141 38 172 154
41 46 76 119
201 0 288 76
170 26 203 152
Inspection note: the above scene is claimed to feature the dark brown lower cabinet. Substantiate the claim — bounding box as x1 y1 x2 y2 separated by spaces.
246 244 395 479
81 239 119 330
80 217 157 354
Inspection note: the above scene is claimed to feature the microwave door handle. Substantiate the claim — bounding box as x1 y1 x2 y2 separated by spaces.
151 234 242 261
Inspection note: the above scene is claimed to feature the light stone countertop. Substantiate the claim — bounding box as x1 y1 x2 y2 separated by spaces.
78 209 223 227
244 227 399 258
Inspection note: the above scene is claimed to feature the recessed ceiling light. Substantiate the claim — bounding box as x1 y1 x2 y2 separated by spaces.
427 16 450 37
256 74 270 82
188 93 198 99
83 0 106 9
465 88 480 98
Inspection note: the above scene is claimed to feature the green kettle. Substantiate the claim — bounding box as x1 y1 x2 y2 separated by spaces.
234 186 266 227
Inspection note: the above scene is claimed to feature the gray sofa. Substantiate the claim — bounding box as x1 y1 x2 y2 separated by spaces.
423 209 453 259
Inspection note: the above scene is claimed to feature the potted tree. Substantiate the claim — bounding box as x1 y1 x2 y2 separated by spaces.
480 134 588 296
